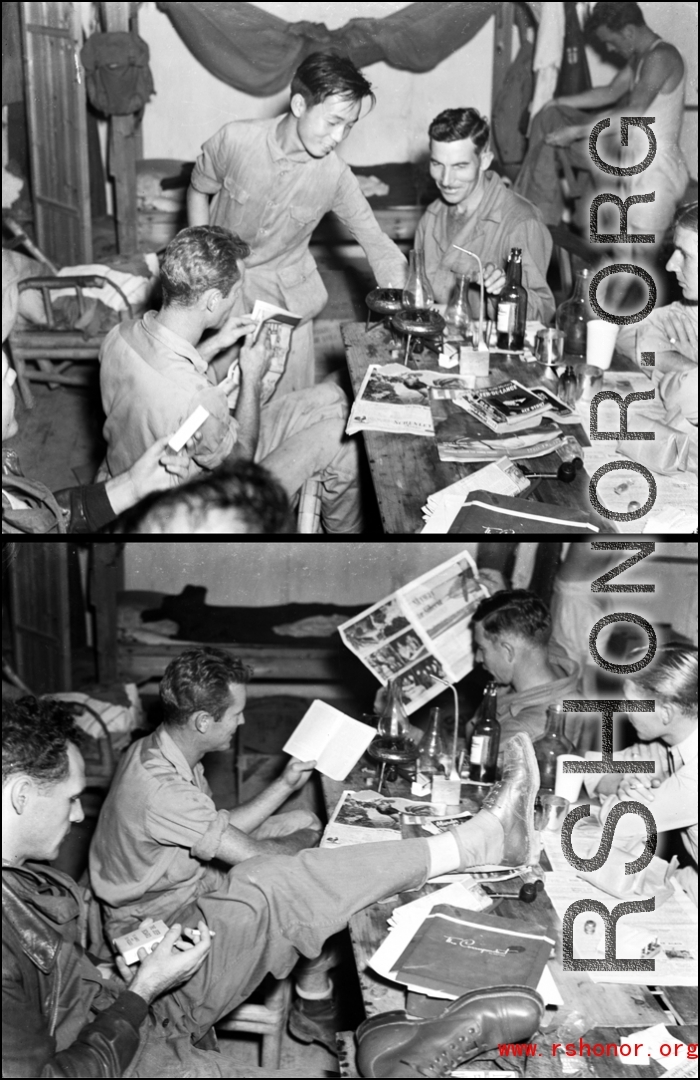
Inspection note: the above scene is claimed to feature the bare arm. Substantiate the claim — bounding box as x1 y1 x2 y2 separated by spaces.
187 185 211 227
555 66 634 111
223 330 270 462
227 759 316 833
214 821 320 865
554 50 678 143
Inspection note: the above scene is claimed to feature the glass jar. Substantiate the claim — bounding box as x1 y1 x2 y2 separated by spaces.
532 705 575 791
556 268 591 360
417 707 447 777
445 273 471 341
377 677 414 743
558 364 581 408
403 250 434 310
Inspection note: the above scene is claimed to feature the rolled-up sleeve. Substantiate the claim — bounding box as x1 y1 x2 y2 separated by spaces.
186 385 239 470
146 779 220 852
332 168 407 287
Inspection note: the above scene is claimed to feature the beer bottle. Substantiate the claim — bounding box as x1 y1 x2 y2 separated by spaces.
468 683 501 784
496 248 527 351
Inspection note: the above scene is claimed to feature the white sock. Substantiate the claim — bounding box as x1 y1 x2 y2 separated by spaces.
296 982 333 1000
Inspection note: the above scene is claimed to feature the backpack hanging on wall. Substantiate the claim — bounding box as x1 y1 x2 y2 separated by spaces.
81 32 155 116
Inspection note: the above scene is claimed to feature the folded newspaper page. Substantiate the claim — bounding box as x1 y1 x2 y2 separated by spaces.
346 365 473 437
338 550 488 714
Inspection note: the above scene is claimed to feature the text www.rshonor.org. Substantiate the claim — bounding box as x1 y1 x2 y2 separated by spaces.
498 1040 699 1060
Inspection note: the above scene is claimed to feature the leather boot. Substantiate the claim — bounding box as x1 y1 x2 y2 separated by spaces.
356 984 544 1078
480 732 539 867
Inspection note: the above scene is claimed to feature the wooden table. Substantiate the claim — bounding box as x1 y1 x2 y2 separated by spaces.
342 322 634 535
321 772 697 1077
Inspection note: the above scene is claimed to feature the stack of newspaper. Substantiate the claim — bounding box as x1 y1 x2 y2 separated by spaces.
421 457 530 533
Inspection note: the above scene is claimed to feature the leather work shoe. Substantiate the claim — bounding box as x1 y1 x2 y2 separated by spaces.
481 732 539 867
288 995 339 1054
356 985 544 1078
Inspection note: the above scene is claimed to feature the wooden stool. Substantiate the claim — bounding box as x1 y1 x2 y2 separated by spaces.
217 973 293 1071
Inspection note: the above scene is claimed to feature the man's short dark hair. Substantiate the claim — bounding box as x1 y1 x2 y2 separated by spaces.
2 697 88 787
160 647 252 728
472 589 552 646
115 462 293 535
674 201 699 234
429 108 490 153
291 52 375 109
586 2 646 39
161 226 251 307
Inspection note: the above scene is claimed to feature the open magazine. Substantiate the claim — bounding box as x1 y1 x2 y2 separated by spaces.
224 299 301 408
346 365 474 437
338 550 488 714
321 789 475 848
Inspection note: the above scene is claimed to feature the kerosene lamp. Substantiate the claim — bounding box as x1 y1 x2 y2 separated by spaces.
367 677 419 792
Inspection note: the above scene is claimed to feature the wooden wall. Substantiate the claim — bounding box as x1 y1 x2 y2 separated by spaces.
124 542 478 607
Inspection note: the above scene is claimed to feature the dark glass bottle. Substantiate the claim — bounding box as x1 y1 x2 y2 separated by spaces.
532 704 575 791
496 248 527 351
556 267 590 360
468 683 501 784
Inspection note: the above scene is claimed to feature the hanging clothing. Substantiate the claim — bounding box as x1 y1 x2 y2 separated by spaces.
555 2 591 97
156 1 496 97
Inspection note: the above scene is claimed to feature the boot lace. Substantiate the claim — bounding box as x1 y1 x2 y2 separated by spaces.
400 1026 479 1077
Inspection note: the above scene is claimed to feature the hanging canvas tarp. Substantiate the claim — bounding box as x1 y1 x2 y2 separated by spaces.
156 1 497 96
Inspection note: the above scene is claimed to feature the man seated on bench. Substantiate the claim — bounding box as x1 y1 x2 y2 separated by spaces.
4 695 542 1075
99 226 363 534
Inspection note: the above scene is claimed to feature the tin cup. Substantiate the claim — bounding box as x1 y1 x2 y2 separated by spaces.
536 793 570 831
577 365 605 402
534 328 565 366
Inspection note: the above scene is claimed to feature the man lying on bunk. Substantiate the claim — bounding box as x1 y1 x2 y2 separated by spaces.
415 107 555 326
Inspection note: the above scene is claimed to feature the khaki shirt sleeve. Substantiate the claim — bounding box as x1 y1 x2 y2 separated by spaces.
656 367 698 423
190 127 230 196
145 779 220 852
186 385 239 470
332 167 407 287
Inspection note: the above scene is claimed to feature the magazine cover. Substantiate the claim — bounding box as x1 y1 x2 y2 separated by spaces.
394 906 555 997
459 380 551 432
223 300 301 408
346 366 474 437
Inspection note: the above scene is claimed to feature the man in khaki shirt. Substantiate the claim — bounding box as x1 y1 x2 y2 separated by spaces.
188 52 407 396
416 108 555 325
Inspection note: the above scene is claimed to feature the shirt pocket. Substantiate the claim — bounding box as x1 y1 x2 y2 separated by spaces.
277 256 328 320
288 203 323 238
220 177 251 229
